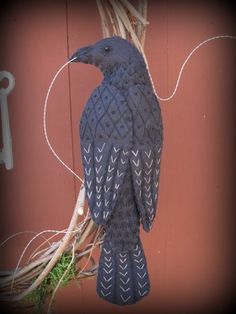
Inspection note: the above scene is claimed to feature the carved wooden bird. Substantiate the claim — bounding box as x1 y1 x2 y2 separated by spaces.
70 36 163 305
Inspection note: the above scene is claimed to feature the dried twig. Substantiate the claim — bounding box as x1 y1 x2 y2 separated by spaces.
96 0 111 37
137 0 148 47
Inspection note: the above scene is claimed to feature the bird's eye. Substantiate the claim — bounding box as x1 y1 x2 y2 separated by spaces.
104 46 111 52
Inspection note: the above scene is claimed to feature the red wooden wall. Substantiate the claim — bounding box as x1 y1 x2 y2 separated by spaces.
0 1 235 313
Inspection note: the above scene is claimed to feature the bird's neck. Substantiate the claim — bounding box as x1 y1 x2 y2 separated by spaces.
102 61 152 90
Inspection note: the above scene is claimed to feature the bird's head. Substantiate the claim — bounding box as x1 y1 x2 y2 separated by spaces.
69 36 144 73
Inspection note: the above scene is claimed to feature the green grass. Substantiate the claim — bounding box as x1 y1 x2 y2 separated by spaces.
23 253 77 312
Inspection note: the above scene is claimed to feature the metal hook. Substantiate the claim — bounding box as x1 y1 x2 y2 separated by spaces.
0 71 15 170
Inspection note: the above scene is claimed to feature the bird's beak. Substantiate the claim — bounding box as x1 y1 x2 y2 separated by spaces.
69 46 92 63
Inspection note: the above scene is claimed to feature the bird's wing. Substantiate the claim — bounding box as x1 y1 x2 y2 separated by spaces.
80 84 133 225
126 84 163 231
130 145 162 231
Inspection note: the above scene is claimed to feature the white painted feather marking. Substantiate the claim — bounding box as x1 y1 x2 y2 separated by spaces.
117 170 124 177
104 268 113 274
136 264 145 270
115 183 120 189
104 248 111 254
119 264 128 270
146 159 153 168
105 256 111 262
132 159 140 167
120 277 130 285
119 257 127 264
133 250 141 257
95 155 103 162
120 294 131 302
144 176 151 184
148 208 154 214
138 282 147 288
87 191 92 199
146 199 153 206
137 272 146 279
84 156 91 164
111 155 117 163
104 262 112 268
98 143 105 152
96 176 103 183
85 168 91 176
145 185 150 192
95 165 102 174
135 170 141 176
138 289 148 296
114 146 120 153
131 149 139 157
104 185 110 192
103 211 109 219
87 180 92 189
119 253 127 258
101 282 112 290
145 150 151 158
145 169 152 176
103 276 112 282
108 165 114 173
120 286 130 292
96 186 102 193
101 290 111 297
84 144 91 154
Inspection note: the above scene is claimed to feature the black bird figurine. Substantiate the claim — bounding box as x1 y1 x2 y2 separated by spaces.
70 36 163 305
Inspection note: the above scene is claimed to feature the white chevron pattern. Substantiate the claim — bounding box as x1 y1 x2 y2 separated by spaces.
133 244 148 298
129 145 163 229
117 252 132 304
100 247 113 299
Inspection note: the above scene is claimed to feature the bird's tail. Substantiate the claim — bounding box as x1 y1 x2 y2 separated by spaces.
97 239 150 305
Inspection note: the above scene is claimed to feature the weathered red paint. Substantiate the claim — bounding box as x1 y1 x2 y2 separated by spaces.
0 1 235 313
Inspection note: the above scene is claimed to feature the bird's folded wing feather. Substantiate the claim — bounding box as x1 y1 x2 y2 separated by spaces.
126 84 163 231
80 84 133 225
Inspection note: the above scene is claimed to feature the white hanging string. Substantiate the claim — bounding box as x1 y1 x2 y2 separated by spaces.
43 57 84 183
151 35 236 101
44 35 236 180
